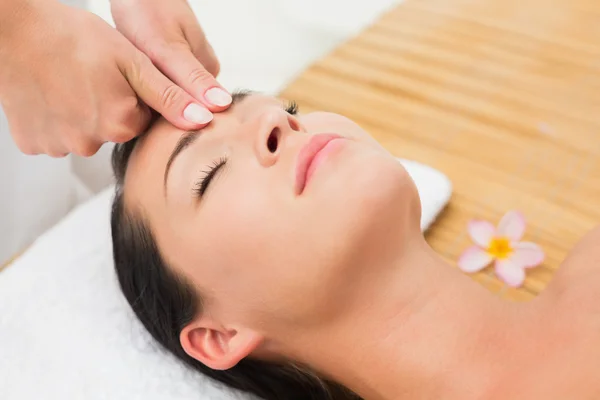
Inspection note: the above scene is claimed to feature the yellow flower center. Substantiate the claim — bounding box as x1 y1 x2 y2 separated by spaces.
487 237 513 259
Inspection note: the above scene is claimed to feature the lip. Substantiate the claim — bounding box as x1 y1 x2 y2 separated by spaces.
295 133 344 195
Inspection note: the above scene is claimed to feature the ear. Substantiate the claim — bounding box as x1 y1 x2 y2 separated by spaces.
180 319 263 370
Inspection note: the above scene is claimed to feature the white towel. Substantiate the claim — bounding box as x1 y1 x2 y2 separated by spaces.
0 158 451 400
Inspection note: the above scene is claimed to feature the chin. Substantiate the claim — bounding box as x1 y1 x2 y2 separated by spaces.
293 154 418 324
328 143 413 212
316 147 419 264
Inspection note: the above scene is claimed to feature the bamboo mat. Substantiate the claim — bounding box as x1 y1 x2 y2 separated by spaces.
280 0 600 301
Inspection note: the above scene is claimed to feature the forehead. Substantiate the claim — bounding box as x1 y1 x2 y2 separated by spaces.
132 93 281 163
121 93 280 209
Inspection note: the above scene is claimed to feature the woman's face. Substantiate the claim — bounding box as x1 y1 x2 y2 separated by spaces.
123 93 421 330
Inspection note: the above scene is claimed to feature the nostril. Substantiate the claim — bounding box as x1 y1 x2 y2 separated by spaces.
267 128 280 153
288 116 301 132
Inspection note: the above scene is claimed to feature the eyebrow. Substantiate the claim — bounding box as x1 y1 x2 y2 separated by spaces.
163 90 252 191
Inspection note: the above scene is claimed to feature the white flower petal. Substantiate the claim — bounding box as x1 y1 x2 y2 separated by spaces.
467 220 496 248
495 259 526 287
510 242 545 268
458 246 494 273
497 211 526 241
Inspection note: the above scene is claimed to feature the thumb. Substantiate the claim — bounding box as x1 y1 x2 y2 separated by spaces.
122 51 214 130
150 44 231 112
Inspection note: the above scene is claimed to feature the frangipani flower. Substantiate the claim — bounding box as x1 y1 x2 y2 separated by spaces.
458 211 544 287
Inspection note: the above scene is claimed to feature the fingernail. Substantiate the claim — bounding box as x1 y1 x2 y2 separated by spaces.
184 103 213 124
205 87 232 107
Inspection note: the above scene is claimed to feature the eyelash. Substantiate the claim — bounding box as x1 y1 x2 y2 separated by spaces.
193 157 227 197
285 100 298 115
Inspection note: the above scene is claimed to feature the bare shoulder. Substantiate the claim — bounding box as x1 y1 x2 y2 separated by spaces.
545 225 600 301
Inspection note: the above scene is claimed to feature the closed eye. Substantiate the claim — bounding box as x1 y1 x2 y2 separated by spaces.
193 157 227 197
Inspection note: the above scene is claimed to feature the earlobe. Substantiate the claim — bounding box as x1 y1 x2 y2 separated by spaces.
180 322 263 370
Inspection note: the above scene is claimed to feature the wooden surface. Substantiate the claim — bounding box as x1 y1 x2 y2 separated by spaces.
280 0 600 301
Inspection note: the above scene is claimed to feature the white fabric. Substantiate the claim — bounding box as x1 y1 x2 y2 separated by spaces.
402 159 452 231
277 0 400 36
0 111 79 264
0 158 450 400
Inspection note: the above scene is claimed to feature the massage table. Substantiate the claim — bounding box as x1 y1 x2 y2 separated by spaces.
2 0 599 397
281 0 600 301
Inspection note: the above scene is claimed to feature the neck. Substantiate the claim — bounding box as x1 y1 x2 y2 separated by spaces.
284 235 536 400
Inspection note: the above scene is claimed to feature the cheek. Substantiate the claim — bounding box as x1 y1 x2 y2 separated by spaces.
199 173 349 326
197 174 302 318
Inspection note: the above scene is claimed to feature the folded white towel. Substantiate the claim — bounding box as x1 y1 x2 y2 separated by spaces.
0 158 451 400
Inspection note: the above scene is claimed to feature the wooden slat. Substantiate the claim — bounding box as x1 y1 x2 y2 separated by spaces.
280 0 600 301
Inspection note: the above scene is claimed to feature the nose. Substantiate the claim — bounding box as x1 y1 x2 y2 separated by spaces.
254 107 303 167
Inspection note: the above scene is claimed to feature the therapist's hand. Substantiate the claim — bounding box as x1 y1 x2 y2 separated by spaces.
110 0 230 113
0 1 225 157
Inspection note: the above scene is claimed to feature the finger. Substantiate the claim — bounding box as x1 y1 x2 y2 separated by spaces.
6 118 41 155
203 43 221 77
46 149 69 158
16 143 41 156
10 133 40 156
105 100 153 143
44 140 70 158
181 22 221 77
190 40 220 78
151 43 231 112
123 101 152 141
122 51 214 130
69 139 102 157
204 42 221 78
